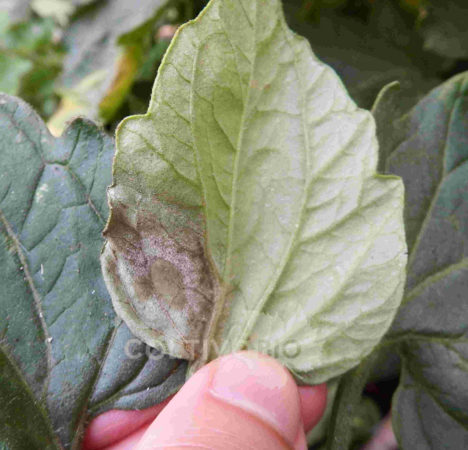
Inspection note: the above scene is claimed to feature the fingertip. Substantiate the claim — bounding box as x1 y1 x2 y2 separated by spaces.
298 383 328 432
209 351 302 445
99 426 148 450
85 354 328 450
82 398 171 450
136 351 305 450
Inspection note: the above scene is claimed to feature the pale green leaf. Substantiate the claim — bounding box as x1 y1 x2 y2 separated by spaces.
102 0 407 384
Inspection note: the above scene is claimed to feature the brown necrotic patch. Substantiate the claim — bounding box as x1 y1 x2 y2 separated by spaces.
103 197 216 359
134 258 187 310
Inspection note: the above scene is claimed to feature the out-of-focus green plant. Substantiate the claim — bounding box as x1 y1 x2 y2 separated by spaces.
0 13 63 117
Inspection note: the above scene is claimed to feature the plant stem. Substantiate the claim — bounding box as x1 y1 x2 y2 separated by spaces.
326 351 380 450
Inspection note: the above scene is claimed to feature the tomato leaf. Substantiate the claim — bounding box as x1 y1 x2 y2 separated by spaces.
283 0 442 110
102 0 407 384
0 94 184 449
376 72 468 449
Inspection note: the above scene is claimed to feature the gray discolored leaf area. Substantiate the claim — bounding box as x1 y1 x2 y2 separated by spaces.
0 94 185 450
375 73 468 449
102 0 407 384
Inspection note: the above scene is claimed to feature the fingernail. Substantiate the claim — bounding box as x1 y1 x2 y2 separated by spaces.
209 352 302 447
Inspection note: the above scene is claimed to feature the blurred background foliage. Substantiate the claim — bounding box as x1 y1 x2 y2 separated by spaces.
1 0 467 135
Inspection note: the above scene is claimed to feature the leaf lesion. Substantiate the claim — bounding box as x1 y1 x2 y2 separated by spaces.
103 196 218 360
102 0 407 383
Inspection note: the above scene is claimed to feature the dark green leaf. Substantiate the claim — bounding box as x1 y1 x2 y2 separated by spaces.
375 72 468 449
284 0 442 109
0 94 184 449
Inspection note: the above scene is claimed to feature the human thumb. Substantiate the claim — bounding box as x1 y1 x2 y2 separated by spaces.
135 351 318 450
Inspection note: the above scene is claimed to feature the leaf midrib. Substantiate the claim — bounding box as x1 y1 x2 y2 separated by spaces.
194 5 312 354
228 22 314 350
188 2 263 359
0 210 52 388
223 4 258 282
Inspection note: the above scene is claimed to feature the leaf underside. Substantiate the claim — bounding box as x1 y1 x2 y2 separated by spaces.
102 0 407 384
